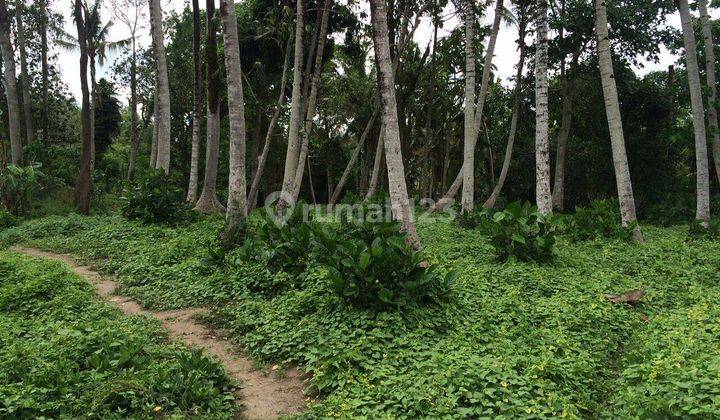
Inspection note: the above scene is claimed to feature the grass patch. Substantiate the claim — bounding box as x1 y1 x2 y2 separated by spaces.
2 214 720 417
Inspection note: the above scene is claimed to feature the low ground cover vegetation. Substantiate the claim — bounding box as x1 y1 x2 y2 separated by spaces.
0 250 236 418
3 212 720 417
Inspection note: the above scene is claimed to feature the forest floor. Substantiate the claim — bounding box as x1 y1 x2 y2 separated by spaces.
10 246 307 419
2 213 720 417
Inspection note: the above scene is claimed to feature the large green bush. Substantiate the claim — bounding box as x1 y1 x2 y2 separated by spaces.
564 199 636 242
481 201 556 262
1 164 45 217
315 218 454 310
120 169 193 225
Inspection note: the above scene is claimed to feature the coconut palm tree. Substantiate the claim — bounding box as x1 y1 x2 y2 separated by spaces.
0 0 22 165
594 0 643 241
677 0 710 226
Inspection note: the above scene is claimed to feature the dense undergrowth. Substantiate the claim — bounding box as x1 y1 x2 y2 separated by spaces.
0 250 236 418
2 214 720 417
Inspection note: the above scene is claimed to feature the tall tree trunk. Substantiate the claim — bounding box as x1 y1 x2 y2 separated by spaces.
247 30 293 213
195 0 224 212
551 73 576 212
149 0 171 174
678 0 711 225
594 0 643 240
535 0 552 215
0 0 21 165
127 36 139 179
291 0 332 201
370 0 419 247
73 0 92 214
484 15 527 209
186 0 202 202
221 0 248 231
15 1 33 145
149 89 158 168
448 0 504 211
279 0 304 206
330 110 378 205
698 0 720 186
40 0 49 143
89 54 97 171
365 124 385 200
461 0 476 213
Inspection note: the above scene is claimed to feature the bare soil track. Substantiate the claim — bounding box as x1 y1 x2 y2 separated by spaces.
11 246 308 419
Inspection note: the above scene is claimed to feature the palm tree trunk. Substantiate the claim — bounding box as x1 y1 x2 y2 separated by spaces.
73 0 92 215
247 30 293 213
195 0 224 213
279 0 304 206
551 75 576 212
535 0 552 215
594 0 643 241
484 15 527 209
698 0 720 187
40 0 49 143
14 2 33 145
370 0 419 247
0 0 21 165
127 37 139 180
186 0 202 202
221 0 248 227
330 110 378 205
461 0 476 213
150 84 158 167
678 0 711 225
149 0 171 174
365 124 385 201
292 0 332 201
89 55 97 172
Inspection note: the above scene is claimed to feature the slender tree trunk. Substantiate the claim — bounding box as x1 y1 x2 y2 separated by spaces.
0 0 21 165
484 16 526 209
535 0 552 215
127 37 139 180
73 0 92 214
186 0 202 202
370 0 419 247
15 1 33 145
0 131 6 208
90 54 97 171
149 0 171 174
447 0 504 211
292 0 332 201
330 110 378 205
279 0 304 206
461 0 476 212
149 89 158 167
551 76 576 211
221 0 248 230
195 0 224 212
365 124 385 200
678 0 711 225
40 0 49 143
247 30 293 213
698 0 720 186
594 0 643 240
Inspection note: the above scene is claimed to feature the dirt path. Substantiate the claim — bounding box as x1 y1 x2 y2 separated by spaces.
11 246 308 419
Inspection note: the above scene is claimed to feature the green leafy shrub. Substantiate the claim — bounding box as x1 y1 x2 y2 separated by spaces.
564 199 635 242
456 207 492 229
0 210 17 229
120 169 194 225
687 218 720 240
1 164 45 217
481 201 556 262
314 219 454 309
239 203 314 273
